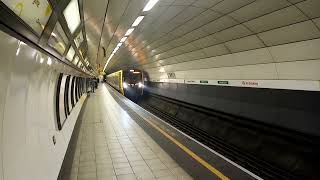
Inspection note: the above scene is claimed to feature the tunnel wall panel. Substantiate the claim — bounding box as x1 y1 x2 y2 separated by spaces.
145 38 320 81
0 30 88 180
142 37 320 136
146 82 320 136
0 27 15 180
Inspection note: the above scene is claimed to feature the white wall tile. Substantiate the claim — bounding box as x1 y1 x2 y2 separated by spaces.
276 59 320 80
269 38 320 62
202 16 238 34
225 35 265 52
211 0 255 14
229 0 290 22
202 44 230 57
232 48 274 65
258 20 320 46
244 5 308 33
213 24 252 42
238 63 278 79
314 17 320 29
297 0 320 18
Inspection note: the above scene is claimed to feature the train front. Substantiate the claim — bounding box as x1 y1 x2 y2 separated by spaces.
122 69 144 101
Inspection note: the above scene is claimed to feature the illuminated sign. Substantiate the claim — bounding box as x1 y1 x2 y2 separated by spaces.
2 0 52 35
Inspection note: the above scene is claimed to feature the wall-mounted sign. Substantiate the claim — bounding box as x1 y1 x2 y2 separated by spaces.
218 81 229 85
186 80 195 83
167 72 176 79
241 81 259 86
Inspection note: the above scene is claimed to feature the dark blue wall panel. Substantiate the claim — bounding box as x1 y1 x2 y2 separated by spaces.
145 82 320 136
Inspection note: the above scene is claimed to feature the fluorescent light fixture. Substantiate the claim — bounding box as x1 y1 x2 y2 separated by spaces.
143 0 159 11
132 16 144 27
125 28 135 36
130 69 134 72
117 43 123 47
113 47 120 54
108 53 114 61
120 37 127 43
63 0 81 34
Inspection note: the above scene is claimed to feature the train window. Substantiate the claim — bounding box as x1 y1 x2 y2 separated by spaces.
2 0 52 36
56 73 66 130
64 75 71 117
71 77 75 107
68 76 73 111
48 22 68 55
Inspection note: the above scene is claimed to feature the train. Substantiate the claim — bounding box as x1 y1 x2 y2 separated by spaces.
105 69 144 101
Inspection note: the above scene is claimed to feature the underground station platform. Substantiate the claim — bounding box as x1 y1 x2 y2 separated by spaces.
58 84 260 180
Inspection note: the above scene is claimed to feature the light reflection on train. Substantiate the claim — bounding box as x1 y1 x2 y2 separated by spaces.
105 69 144 101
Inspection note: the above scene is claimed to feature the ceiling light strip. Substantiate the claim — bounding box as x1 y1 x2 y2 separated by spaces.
104 0 161 72
132 16 144 27
125 28 135 36
143 0 160 12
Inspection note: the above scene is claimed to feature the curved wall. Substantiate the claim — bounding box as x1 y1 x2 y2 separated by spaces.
0 30 88 180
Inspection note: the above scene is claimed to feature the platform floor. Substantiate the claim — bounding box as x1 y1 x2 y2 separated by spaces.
60 84 192 180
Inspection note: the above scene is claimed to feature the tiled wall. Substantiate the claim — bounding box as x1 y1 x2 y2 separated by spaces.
145 38 320 81
132 0 320 82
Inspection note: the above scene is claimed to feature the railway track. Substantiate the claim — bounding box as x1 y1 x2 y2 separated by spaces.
138 94 319 180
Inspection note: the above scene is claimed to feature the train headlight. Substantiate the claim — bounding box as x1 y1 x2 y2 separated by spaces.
123 82 128 89
138 82 144 88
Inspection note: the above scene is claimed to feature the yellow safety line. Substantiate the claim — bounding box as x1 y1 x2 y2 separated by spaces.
108 84 229 179
143 117 230 180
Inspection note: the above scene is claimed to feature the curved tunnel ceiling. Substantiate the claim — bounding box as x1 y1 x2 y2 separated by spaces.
83 0 320 74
